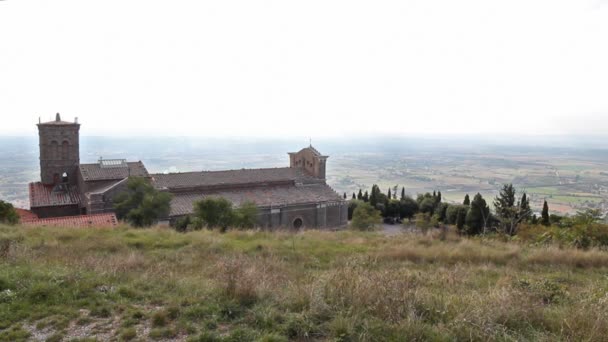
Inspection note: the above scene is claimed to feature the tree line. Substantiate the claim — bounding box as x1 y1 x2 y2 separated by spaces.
348 183 571 236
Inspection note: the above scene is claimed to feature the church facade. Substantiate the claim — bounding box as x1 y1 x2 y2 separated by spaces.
29 115 348 229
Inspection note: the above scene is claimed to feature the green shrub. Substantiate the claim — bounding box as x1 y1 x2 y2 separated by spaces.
151 310 168 327
90 306 112 318
119 327 137 341
256 332 288 342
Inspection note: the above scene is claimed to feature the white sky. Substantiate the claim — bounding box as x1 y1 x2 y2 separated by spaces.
1 0 607 137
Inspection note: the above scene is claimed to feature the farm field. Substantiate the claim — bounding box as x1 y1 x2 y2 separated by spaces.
2 136 608 215
1 225 608 341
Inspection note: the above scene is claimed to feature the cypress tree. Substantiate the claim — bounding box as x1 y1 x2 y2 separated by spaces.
352 193 356 200
387 189 392 201
541 200 550 226
465 193 490 235
401 187 405 200
357 189 363 200
437 191 442 203
520 193 531 221
363 191 369 202
463 194 470 206
456 209 466 231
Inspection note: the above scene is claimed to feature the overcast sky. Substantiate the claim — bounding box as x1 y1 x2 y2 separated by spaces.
1 0 607 137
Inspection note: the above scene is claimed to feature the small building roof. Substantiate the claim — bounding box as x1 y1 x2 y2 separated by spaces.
29 182 81 208
79 161 149 182
168 183 344 217
22 213 118 228
14 208 39 221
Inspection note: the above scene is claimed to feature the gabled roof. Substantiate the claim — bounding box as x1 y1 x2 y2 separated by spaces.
22 213 118 228
29 182 81 208
152 167 317 191
79 161 149 182
168 183 344 217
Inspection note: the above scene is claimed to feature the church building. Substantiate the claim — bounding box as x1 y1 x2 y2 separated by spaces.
28 114 348 229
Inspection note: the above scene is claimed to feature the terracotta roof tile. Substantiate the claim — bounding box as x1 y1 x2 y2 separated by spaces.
152 167 320 190
168 183 344 217
22 213 118 228
79 161 149 181
15 208 39 222
29 182 81 208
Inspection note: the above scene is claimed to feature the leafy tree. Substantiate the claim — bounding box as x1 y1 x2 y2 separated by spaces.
347 200 363 220
445 204 468 225
0 200 19 225
493 184 530 235
114 177 172 227
435 202 448 223
234 201 258 229
465 193 490 235
541 200 550 226
193 197 235 230
463 194 470 206
399 196 419 221
572 208 604 225
385 199 400 218
369 185 380 207
415 213 433 234
418 197 435 214
351 201 382 231
174 215 192 232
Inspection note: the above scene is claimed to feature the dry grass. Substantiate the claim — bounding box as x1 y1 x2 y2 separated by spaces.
1 225 608 341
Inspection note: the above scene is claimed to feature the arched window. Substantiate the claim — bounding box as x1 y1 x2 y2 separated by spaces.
62 141 70 159
50 141 59 160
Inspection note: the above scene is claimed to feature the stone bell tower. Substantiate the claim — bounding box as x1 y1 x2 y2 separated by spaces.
37 113 80 186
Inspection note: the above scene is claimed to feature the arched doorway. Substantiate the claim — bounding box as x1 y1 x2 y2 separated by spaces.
292 218 303 230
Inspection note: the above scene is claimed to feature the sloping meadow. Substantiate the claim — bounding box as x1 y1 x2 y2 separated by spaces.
1 225 608 341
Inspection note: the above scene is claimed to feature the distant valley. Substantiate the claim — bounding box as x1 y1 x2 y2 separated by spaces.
2 135 607 215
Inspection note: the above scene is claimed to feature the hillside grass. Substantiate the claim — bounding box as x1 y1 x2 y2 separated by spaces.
1 225 608 341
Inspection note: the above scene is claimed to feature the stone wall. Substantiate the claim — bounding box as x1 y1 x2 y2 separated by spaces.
38 123 80 186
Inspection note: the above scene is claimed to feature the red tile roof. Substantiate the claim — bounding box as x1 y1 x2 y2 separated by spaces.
152 167 321 191
22 213 118 228
168 183 344 217
29 182 81 208
15 208 39 222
